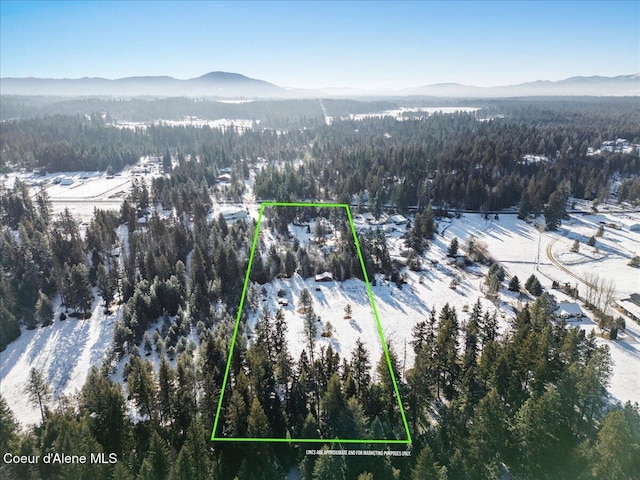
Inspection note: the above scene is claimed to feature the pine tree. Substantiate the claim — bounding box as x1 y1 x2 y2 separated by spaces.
525 274 543 296
508 275 520 292
127 357 156 421
97 263 116 307
448 237 459 257
67 263 93 315
25 367 51 423
172 417 213 480
544 189 566 231
0 394 19 455
375 344 402 418
298 287 313 314
351 338 371 402
435 304 460 400
320 374 347 438
303 311 319 363
138 431 170 480
313 448 347 480
255 307 274 360
461 303 482 408
571 239 580 253
157 355 174 428
247 397 271 438
412 445 445 480
35 290 54 326
80 367 128 456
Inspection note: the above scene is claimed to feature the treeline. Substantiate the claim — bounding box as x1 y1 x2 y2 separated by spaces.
618 176 640 204
0 95 328 126
2 297 638 479
3 98 640 214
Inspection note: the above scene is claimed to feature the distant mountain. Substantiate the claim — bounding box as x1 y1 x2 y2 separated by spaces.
399 74 640 97
1 72 638 98
0 71 286 98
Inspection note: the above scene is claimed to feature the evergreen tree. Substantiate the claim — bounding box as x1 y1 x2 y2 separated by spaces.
157 355 175 428
0 394 19 456
25 367 51 423
67 263 93 315
313 448 347 480
448 237 459 257
138 431 170 480
544 189 566 231
508 275 520 292
319 374 347 438
127 357 157 421
351 338 371 402
80 367 128 456
298 287 313 314
172 417 213 480
35 290 54 326
97 263 116 307
462 302 482 408
247 397 271 438
435 304 460 400
412 445 446 480
525 274 543 296
571 239 580 252
590 407 640 480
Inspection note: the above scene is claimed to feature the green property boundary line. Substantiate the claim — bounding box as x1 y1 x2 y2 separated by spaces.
211 202 412 445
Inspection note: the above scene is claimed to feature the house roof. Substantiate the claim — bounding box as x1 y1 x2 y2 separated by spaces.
617 299 640 319
555 302 584 317
314 271 333 281
389 214 408 224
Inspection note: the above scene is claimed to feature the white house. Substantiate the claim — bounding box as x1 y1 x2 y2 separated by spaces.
554 302 585 320
618 217 640 233
315 272 333 282
220 208 248 223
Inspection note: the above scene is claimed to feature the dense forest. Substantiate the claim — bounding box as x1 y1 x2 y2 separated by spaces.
1 97 640 479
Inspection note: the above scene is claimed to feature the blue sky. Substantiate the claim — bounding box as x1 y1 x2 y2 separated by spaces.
1 0 638 89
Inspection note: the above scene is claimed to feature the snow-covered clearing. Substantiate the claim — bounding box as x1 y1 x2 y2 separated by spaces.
250 268 504 379
0 298 117 427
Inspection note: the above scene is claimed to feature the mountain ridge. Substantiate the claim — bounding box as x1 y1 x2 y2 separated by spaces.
1 71 638 98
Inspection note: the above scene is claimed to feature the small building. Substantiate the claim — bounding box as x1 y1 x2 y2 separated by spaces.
217 174 232 183
315 272 333 282
60 178 74 186
616 297 640 322
389 214 408 225
361 212 375 223
618 217 640 232
554 302 585 320
220 208 248 223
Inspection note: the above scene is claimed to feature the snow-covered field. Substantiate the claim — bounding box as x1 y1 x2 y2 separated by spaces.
442 211 640 405
0 298 117 427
